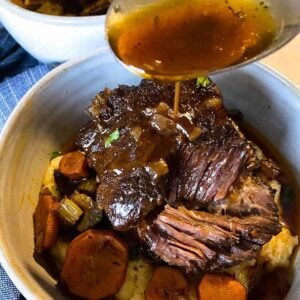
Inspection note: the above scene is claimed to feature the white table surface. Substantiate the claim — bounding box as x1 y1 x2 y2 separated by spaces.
262 34 300 88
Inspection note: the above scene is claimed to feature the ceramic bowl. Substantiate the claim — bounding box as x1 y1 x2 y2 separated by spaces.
0 48 299 299
0 0 106 63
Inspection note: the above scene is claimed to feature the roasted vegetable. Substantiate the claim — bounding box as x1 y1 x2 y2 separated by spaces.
58 191 103 231
145 266 189 300
70 192 93 210
77 178 97 194
61 230 128 299
59 151 89 180
49 239 69 269
58 198 83 225
77 208 103 232
33 191 60 253
198 274 246 300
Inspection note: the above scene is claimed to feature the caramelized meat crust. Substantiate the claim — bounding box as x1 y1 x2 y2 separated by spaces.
76 79 281 272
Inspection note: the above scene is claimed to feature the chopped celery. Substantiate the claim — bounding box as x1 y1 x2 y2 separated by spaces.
77 179 97 194
58 198 83 225
49 239 69 269
71 192 94 210
77 208 103 232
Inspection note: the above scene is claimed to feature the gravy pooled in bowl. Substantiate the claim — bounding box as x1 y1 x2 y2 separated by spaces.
33 78 298 299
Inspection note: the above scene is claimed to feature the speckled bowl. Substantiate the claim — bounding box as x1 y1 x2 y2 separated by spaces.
0 48 299 299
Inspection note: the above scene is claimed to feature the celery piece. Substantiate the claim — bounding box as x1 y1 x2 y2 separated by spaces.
49 239 69 269
71 192 94 211
77 208 103 232
77 179 97 194
58 198 83 225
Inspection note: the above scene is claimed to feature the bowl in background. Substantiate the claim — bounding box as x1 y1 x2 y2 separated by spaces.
0 48 299 299
0 0 106 63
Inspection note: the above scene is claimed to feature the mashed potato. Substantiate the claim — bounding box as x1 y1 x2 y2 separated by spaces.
260 226 298 271
116 259 153 300
226 260 257 289
227 226 298 289
43 155 62 198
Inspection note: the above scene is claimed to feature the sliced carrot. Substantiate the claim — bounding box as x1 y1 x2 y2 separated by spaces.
59 151 89 180
61 229 128 299
145 266 189 300
198 273 246 300
33 191 60 253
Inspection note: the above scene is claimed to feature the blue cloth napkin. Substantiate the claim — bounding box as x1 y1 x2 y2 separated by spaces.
0 24 57 299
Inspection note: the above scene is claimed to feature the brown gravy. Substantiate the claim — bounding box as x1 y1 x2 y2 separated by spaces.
241 122 299 234
107 0 278 81
238 122 298 300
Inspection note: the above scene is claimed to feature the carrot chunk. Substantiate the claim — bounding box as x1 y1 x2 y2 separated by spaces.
61 229 128 299
145 266 189 300
33 191 59 253
59 151 89 180
198 273 246 300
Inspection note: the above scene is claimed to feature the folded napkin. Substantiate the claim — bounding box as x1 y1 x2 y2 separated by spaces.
0 63 55 130
0 24 57 299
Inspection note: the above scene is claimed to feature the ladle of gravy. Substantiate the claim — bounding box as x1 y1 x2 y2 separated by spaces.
105 0 300 114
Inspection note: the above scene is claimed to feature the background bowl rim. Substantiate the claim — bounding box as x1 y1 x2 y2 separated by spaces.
0 0 105 24
0 48 299 299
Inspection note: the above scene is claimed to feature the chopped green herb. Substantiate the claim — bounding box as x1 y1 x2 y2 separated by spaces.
50 151 60 160
196 76 210 88
104 128 120 148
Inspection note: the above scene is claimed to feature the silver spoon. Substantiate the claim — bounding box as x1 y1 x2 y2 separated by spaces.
105 0 300 80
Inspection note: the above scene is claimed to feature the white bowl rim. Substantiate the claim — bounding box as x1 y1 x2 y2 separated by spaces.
0 0 104 24
0 47 299 299
0 48 108 300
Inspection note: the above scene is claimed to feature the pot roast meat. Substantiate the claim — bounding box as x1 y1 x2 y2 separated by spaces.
139 205 281 273
167 129 249 209
207 176 279 220
77 80 222 176
77 79 225 230
96 168 164 231
76 79 282 272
